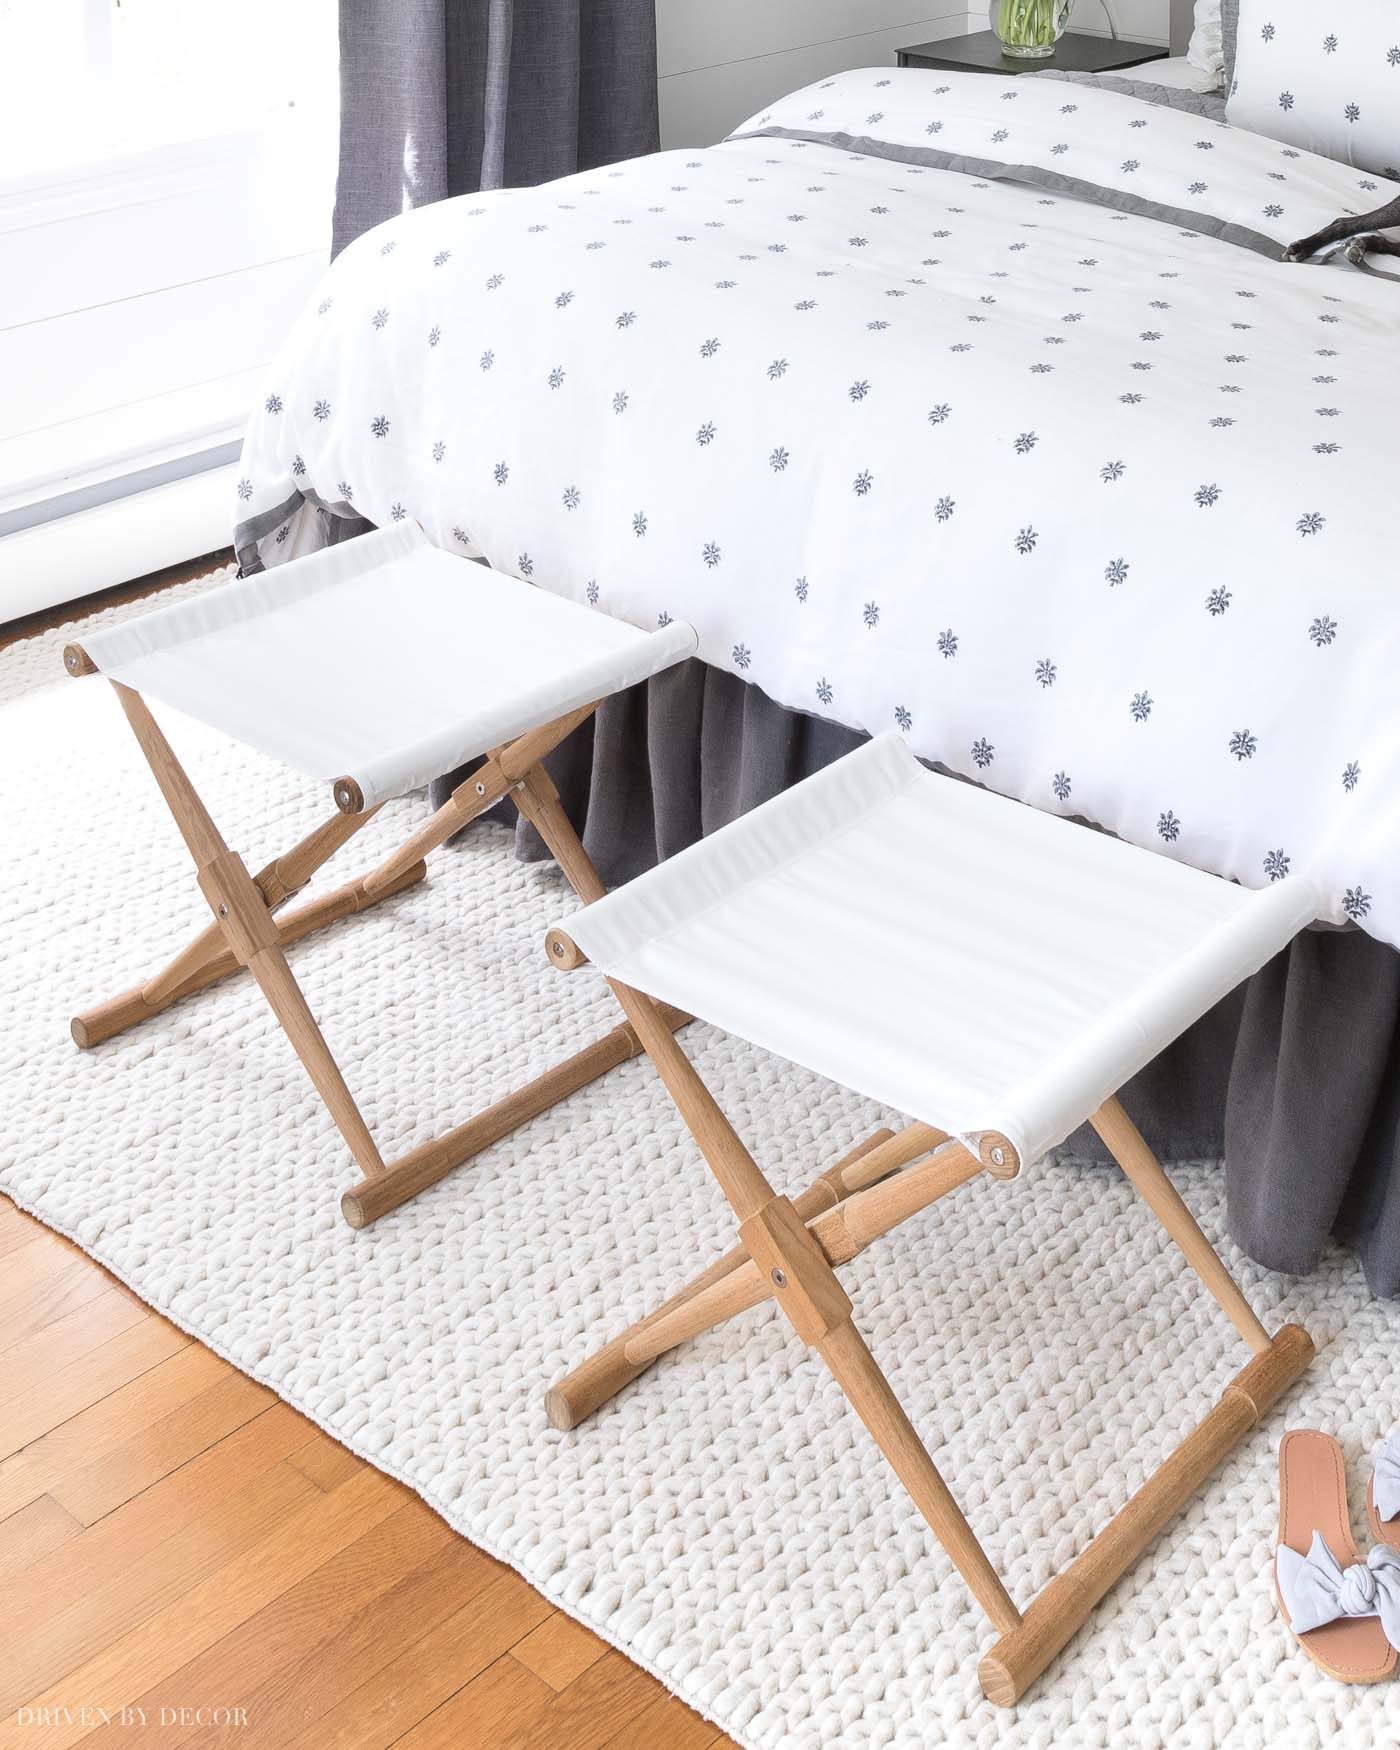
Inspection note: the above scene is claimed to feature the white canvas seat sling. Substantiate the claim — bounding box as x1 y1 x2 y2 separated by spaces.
62 522 696 1228
541 732 1320 1703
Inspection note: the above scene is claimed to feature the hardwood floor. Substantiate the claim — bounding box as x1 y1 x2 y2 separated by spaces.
0 1195 735 1748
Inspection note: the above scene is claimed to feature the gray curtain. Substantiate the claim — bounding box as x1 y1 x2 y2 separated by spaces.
332 0 660 259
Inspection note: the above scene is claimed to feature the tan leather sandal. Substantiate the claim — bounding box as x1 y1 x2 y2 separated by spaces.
1368 1428 1400 1551
1276 1429 1397 1684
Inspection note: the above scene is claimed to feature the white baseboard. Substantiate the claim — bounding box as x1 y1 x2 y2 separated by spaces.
0 464 237 626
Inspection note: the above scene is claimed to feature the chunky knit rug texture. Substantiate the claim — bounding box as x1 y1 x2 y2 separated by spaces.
4 582 1399 1748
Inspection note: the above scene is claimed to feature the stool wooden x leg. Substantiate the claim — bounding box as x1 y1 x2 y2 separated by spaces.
544 951 1313 1704
65 643 688 1229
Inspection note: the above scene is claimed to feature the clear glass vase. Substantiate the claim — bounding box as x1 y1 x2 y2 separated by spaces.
988 0 1073 58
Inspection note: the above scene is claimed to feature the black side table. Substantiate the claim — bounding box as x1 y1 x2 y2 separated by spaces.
897 29 1168 76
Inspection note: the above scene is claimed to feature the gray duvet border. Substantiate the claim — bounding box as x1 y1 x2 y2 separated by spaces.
730 125 1285 259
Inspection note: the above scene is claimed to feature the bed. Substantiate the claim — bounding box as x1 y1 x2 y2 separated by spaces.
231 28 1400 1292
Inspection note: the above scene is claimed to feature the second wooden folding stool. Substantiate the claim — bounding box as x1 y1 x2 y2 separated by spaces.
63 522 695 1227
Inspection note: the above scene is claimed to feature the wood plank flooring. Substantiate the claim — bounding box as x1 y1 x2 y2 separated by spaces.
0 1196 735 1748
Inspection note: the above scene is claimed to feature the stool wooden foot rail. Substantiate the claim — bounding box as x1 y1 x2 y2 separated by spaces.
68 655 690 1227
978 1323 1314 1705
545 977 1316 1702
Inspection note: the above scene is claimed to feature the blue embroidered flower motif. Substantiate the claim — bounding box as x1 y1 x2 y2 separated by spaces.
795 576 809 603
1158 811 1181 843
1261 21 1276 39
934 497 956 523
1344 886 1372 921
1229 729 1258 760
264 393 283 415
562 485 581 511
1035 659 1057 687
555 290 574 308
518 553 534 577
380 240 396 255
548 366 565 389
613 391 629 414
494 462 509 485
433 249 451 266
971 738 995 769
770 447 790 472
928 404 952 425
313 399 331 421
1014 432 1037 455
487 274 505 290
632 511 648 537
1297 511 1326 536
432 440 445 462
291 455 306 477
862 602 880 629
236 478 252 501
1195 483 1222 508
895 705 913 732
767 358 789 379
816 677 834 705
390 503 407 521
1345 103 1361 123
1053 772 1072 802
372 308 389 329
1121 392 1145 404
451 526 469 545
1101 460 1125 482
428 326 441 347
337 480 354 501
938 628 958 659
1279 91 1295 110
317 298 333 315
1344 761 1361 792
370 415 390 438
1309 615 1338 646
585 580 599 606
1015 527 1038 555
1130 691 1153 722
1205 587 1232 616
1264 849 1291 882
732 643 751 670
1323 33 1337 52
696 422 716 446
699 337 721 359
850 380 871 402
853 470 874 497
703 542 722 568
1105 558 1130 587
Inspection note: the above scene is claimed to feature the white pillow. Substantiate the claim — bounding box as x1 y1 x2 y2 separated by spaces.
1228 0 1400 178
1187 0 1225 92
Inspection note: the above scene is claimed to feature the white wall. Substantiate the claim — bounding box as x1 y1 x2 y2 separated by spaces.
658 3 977 148
657 1 1177 148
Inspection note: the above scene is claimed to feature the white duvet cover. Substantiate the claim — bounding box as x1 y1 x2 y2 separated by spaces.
234 71 1400 945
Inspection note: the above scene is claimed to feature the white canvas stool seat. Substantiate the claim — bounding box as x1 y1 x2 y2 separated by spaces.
560 734 1318 1173
543 733 1320 1704
64 522 696 1227
73 522 695 811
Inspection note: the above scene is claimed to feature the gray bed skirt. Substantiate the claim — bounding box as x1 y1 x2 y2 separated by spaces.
435 658 1400 1298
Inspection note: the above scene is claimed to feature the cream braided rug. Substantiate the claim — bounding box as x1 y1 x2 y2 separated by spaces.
4 582 1400 1749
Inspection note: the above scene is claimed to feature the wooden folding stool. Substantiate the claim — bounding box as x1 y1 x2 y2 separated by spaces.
541 733 1319 1703
63 523 696 1228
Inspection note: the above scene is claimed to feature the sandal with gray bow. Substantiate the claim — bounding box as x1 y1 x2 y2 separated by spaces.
1369 1427 1400 1552
1276 1429 1398 1683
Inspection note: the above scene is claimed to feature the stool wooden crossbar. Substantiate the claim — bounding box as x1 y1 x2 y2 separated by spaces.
63 524 697 1228
540 732 1320 1703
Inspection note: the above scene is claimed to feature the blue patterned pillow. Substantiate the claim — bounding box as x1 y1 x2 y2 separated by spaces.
1228 0 1400 177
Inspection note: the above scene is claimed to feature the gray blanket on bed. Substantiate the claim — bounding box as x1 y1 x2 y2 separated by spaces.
1030 68 1228 123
